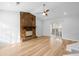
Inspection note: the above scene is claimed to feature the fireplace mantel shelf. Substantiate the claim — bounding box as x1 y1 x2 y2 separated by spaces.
23 26 36 28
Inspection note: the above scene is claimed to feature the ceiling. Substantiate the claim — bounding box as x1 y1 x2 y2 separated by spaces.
0 2 79 20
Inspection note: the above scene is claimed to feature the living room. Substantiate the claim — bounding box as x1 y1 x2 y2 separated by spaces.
0 2 79 56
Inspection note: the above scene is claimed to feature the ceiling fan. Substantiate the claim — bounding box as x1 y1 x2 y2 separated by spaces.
36 4 50 16
42 4 50 16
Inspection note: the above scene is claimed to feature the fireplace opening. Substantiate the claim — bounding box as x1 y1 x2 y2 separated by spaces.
26 31 32 37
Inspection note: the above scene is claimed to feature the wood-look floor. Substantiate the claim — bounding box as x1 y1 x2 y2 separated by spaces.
0 37 77 56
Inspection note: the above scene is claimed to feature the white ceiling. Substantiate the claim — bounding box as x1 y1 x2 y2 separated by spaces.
0 2 79 20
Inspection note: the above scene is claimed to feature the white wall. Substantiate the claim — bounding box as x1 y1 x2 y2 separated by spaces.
36 17 43 36
62 15 79 40
43 20 52 36
42 15 79 41
0 10 20 43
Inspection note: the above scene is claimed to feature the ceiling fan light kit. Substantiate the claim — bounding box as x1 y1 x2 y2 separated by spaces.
42 12 48 16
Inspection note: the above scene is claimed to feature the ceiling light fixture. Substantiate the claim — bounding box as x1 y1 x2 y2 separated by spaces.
64 12 67 15
42 4 49 16
16 2 20 5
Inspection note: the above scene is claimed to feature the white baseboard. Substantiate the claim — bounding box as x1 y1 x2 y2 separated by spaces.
62 37 79 41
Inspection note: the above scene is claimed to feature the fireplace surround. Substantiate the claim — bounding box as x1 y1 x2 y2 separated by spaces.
20 12 36 41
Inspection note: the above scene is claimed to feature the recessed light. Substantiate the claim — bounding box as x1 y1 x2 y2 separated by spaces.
64 12 67 15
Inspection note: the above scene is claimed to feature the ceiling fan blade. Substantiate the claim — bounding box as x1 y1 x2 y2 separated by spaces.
45 9 50 12
45 13 48 16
